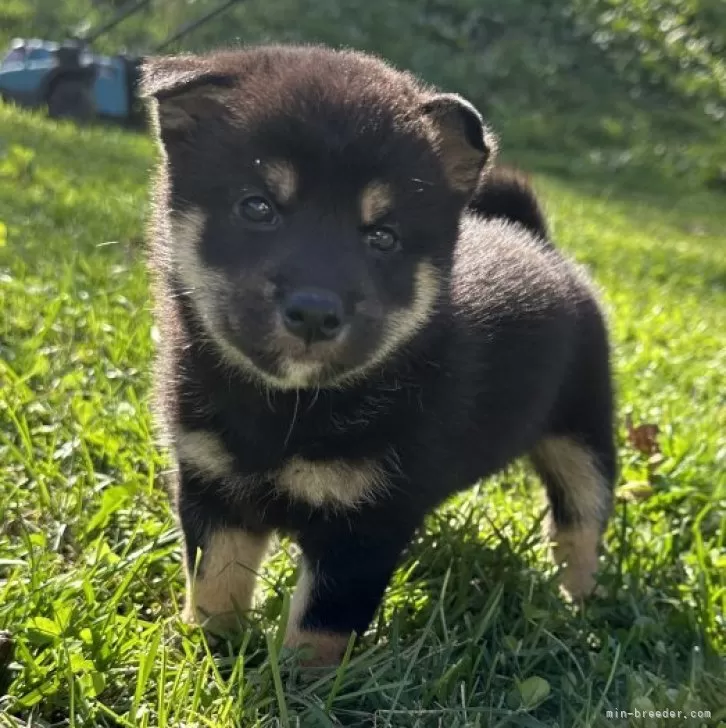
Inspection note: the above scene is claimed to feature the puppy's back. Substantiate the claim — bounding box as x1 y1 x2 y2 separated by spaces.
451 215 586 327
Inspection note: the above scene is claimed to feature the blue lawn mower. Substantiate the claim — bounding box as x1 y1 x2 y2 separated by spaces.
0 0 246 126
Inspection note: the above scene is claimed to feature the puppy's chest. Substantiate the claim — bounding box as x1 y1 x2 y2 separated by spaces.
175 405 399 510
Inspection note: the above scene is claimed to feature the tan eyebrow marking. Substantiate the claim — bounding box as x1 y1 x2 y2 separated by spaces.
260 160 297 204
360 181 393 225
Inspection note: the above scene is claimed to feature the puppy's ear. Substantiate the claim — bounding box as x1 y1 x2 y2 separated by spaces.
421 93 496 197
141 55 236 143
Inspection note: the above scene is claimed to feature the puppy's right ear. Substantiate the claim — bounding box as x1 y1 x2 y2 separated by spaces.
141 55 236 143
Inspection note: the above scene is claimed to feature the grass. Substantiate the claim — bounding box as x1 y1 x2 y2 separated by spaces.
0 101 724 727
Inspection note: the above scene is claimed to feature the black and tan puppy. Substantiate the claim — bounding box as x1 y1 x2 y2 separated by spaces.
142 45 616 666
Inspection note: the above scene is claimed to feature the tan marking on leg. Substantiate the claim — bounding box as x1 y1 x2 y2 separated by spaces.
184 528 270 634
260 160 297 205
533 436 611 600
360 181 393 226
534 436 610 524
283 560 349 666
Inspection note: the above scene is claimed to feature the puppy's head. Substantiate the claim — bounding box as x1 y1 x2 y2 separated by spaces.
144 45 495 389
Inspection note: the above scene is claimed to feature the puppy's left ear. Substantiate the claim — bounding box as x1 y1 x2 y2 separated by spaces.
422 93 496 197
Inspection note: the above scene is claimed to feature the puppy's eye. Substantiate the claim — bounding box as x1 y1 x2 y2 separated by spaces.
362 226 400 253
235 195 278 225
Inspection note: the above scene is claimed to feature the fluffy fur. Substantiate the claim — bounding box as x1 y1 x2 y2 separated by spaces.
143 44 617 667
468 166 550 242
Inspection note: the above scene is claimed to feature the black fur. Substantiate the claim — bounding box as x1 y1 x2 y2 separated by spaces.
143 45 616 662
468 166 550 241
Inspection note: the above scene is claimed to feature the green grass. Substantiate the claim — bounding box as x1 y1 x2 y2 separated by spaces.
0 102 724 727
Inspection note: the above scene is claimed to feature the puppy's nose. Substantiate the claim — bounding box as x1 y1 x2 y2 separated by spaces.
282 289 346 342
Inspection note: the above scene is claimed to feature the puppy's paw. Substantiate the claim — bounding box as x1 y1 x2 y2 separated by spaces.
550 525 602 602
558 560 598 602
180 602 244 647
283 629 351 668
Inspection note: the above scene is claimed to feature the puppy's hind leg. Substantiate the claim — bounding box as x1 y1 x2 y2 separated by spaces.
531 433 616 600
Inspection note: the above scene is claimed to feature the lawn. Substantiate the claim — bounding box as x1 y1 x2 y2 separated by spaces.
0 101 724 727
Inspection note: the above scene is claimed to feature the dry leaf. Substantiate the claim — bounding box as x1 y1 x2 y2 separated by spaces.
625 413 661 456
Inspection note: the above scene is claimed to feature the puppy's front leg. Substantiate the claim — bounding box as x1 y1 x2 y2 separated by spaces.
183 525 271 634
177 474 271 635
284 526 415 666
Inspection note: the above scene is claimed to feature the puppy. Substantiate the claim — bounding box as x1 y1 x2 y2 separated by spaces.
142 45 616 667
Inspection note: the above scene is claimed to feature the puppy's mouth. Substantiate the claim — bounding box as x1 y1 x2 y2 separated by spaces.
270 327 350 386
218 317 348 388
273 324 349 360
218 299 386 389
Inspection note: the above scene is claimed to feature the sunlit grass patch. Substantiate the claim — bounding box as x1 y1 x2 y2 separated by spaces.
0 103 724 727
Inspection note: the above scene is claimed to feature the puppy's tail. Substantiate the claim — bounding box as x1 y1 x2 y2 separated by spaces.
468 167 551 244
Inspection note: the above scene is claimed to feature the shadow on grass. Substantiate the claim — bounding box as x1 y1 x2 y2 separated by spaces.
199 499 723 726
